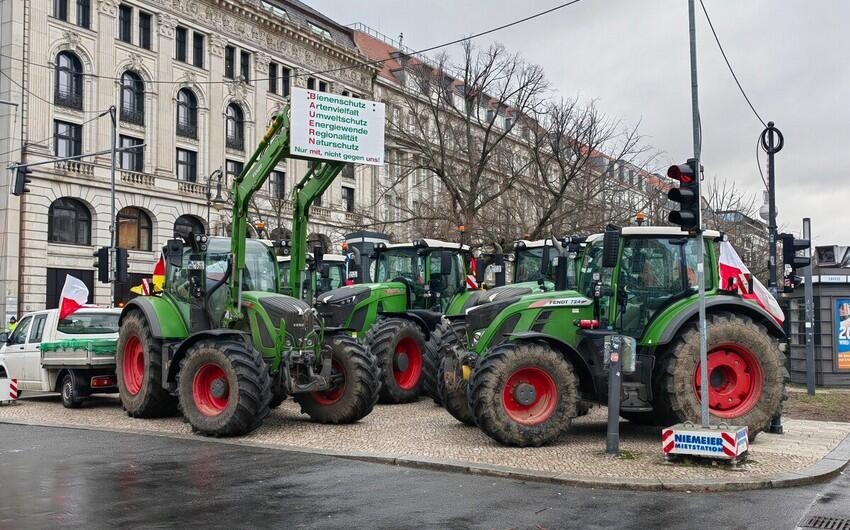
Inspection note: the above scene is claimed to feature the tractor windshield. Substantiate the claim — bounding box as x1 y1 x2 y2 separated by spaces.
375 248 425 284
515 247 557 283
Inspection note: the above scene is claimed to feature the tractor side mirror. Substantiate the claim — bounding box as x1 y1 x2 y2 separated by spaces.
166 239 184 268
0 331 8 344
319 263 331 279
313 245 324 264
602 225 621 269
541 245 552 277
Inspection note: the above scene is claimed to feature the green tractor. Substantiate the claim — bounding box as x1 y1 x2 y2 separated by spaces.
278 251 350 299
114 109 379 437
442 226 786 446
315 238 477 403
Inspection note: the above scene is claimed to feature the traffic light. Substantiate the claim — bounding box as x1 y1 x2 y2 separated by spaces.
11 165 32 196
781 233 811 293
93 246 110 283
666 159 700 232
115 248 129 283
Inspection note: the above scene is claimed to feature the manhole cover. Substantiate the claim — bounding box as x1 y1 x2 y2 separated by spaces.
800 516 850 530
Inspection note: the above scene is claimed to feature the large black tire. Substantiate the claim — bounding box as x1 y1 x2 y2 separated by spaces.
116 311 178 418
177 339 271 437
660 312 784 438
469 342 578 447
438 356 475 426
422 319 452 404
366 318 427 404
60 373 83 409
269 389 286 409
294 334 380 423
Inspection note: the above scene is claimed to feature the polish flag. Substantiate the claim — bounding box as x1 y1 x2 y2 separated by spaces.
58 275 93 320
718 241 784 324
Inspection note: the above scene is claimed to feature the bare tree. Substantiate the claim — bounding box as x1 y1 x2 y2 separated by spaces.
383 41 549 243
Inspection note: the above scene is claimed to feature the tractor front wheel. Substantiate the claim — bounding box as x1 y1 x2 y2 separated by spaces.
294 335 379 423
116 311 177 417
661 312 784 438
367 318 427 403
177 339 271 437
469 342 578 447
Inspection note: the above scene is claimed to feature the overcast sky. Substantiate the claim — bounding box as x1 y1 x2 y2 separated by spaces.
309 0 849 245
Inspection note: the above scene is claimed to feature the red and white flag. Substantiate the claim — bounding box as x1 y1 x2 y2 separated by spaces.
718 241 784 323
58 275 92 319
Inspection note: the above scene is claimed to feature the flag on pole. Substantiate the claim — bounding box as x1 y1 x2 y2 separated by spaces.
718 241 784 323
58 275 91 319
130 252 166 296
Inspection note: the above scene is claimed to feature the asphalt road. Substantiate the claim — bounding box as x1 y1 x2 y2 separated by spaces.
0 424 847 530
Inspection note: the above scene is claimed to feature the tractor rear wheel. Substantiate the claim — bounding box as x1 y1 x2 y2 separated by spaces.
367 318 426 404
661 312 784 438
469 342 578 447
422 319 451 404
177 339 271 437
116 311 177 417
438 356 475 426
294 335 379 423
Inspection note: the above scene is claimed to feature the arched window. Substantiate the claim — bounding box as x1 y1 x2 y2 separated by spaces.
117 207 152 251
174 214 205 240
120 71 145 125
176 88 198 139
48 198 91 245
225 103 244 150
55 52 83 110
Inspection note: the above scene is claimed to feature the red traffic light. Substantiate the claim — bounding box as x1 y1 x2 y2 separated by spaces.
667 164 694 184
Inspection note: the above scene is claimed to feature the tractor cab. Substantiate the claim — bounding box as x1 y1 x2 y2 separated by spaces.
372 239 468 313
278 253 349 298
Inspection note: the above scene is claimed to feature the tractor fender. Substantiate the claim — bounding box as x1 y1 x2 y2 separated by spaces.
165 330 251 383
505 331 596 397
654 295 785 346
121 297 188 340
379 309 443 340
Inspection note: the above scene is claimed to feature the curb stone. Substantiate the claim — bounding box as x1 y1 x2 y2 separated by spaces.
2 417 848 492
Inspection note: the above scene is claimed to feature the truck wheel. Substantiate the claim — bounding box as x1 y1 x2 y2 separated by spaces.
294 335 379 423
60 373 83 409
469 342 578 447
116 311 177 417
661 312 784 438
438 356 475 426
178 339 271 437
422 319 452 404
367 318 426 404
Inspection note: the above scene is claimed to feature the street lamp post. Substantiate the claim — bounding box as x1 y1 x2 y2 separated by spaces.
206 168 226 234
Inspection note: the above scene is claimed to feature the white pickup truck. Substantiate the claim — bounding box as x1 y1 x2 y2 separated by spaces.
0 308 121 408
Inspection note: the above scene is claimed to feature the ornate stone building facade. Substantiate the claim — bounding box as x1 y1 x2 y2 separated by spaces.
0 0 377 319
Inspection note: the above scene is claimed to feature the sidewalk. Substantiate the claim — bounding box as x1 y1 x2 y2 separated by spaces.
2 396 848 492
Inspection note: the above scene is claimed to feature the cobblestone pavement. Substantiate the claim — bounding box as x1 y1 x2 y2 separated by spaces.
2 394 848 483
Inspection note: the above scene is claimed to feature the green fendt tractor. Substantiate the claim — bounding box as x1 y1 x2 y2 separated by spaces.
315 238 476 403
114 109 379 437
443 226 786 446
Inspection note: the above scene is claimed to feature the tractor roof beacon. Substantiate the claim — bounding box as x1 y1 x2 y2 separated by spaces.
442 226 786 447
115 108 379 437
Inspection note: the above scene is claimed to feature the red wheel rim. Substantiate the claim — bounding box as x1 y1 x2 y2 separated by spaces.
501 367 558 426
694 342 764 418
192 363 230 417
311 359 345 405
393 337 423 390
123 335 144 396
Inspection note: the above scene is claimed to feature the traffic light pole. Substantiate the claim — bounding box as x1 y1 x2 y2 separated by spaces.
803 217 815 395
687 0 710 428
109 106 117 308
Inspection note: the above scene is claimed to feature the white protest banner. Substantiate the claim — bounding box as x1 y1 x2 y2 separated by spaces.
290 88 385 166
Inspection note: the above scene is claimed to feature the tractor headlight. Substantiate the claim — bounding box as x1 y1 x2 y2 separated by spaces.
471 329 484 346
334 295 357 306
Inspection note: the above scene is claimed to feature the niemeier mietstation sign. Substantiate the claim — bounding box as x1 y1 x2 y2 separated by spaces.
290 88 386 166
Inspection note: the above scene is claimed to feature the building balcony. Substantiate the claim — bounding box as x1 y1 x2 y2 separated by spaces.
120 170 155 187
178 180 206 197
54 91 83 111
176 119 198 140
120 107 145 126
54 159 94 177
311 205 331 218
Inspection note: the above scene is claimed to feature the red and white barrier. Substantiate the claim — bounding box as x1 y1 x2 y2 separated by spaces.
662 423 749 461
0 377 18 404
